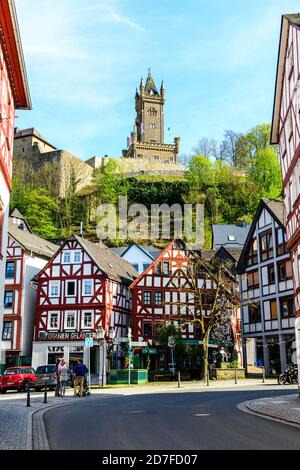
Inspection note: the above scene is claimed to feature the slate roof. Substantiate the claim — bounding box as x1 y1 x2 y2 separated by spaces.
262 198 284 225
8 222 58 259
75 237 138 285
145 72 159 95
212 223 251 249
110 244 161 260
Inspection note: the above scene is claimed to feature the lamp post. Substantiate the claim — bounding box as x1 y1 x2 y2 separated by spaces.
96 326 115 387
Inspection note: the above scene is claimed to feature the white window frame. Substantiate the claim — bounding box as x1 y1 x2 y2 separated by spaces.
65 311 76 330
63 252 71 264
66 280 76 297
48 312 60 330
74 251 82 264
82 279 94 296
49 281 60 298
82 311 94 330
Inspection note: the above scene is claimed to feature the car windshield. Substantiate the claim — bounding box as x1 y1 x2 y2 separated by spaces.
4 369 21 375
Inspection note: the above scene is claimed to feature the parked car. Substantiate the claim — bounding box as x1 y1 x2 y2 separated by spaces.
0 367 36 393
34 365 57 391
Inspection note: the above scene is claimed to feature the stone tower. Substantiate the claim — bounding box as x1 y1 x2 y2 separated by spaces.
123 71 180 164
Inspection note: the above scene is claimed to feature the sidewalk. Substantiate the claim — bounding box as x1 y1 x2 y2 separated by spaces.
238 394 300 427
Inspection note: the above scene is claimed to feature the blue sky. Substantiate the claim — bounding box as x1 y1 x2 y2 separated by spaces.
14 0 300 160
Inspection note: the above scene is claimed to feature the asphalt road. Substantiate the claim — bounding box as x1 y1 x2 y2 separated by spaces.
43 387 300 450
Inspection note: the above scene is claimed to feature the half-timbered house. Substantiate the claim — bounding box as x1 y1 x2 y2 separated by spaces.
31 237 137 381
130 239 242 376
3 211 57 368
237 199 294 376
0 0 31 373
271 14 300 386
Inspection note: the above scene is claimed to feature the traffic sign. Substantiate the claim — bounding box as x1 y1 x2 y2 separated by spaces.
168 336 176 348
131 341 148 347
85 338 94 348
114 337 129 344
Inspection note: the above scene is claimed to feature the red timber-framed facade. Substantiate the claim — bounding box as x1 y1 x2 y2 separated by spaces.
271 14 300 388
3 211 57 368
31 236 137 380
130 239 242 377
0 0 31 373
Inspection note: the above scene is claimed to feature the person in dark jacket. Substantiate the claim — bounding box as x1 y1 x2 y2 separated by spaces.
55 358 62 397
73 359 88 397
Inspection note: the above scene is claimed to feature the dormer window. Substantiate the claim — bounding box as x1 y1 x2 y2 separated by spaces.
228 235 236 242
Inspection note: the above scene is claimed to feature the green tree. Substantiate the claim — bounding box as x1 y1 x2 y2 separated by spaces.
93 159 128 205
249 147 282 202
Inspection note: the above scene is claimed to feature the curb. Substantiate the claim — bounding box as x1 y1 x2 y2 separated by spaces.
237 399 300 429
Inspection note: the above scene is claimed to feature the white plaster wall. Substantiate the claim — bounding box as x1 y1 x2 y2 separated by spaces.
22 255 49 357
122 245 153 274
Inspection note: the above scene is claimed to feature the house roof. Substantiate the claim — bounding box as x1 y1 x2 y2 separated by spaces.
0 0 31 109
237 198 285 273
14 127 56 149
10 208 26 220
74 237 138 285
144 72 159 95
271 14 300 144
8 221 58 258
110 243 161 260
212 223 251 249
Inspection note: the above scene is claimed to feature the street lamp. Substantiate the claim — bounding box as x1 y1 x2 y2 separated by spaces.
96 326 116 387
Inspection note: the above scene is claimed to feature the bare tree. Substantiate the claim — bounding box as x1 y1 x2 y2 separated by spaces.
174 253 239 383
218 130 241 165
192 137 219 159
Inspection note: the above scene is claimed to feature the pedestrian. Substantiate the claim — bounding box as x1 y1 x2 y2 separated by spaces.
55 357 62 397
59 360 69 398
73 359 88 398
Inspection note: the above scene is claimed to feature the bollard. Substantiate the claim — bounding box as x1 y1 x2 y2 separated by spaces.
43 382 48 404
262 367 265 384
178 371 181 388
26 385 31 408
235 368 238 385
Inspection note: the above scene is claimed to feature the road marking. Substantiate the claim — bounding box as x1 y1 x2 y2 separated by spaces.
193 413 212 417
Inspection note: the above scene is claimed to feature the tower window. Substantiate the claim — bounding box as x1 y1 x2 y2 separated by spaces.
150 123 156 129
153 156 160 161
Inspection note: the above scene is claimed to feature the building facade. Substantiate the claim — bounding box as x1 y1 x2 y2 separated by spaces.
0 0 31 373
31 236 137 382
271 14 300 386
237 199 295 375
2 211 57 369
110 243 161 275
123 72 181 164
130 239 242 375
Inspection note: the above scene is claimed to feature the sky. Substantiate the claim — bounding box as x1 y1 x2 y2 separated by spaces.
14 0 300 160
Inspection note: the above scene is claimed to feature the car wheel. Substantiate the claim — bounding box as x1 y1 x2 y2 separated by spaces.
35 387 42 392
0 389 7 394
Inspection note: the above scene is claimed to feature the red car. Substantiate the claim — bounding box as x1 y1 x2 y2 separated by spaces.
0 367 36 393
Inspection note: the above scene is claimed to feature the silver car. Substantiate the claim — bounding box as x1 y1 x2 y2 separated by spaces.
34 365 57 391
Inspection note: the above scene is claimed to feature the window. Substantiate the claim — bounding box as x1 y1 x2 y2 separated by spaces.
228 235 236 242
155 263 162 275
74 252 82 263
143 322 153 338
276 228 288 256
247 270 259 289
50 282 59 297
143 291 152 305
280 298 295 319
2 322 12 340
153 155 160 160
49 313 59 329
83 280 93 296
278 260 293 281
163 262 170 275
247 238 258 266
4 291 13 309
268 264 275 285
63 252 71 263
66 312 75 329
5 261 15 279
260 230 273 261
248 303 261 323
83 312 92 328
150 123 156 129
66 281 76 297
154 291 163 305
270 300 277 320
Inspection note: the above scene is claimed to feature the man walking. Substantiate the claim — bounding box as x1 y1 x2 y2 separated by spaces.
55 357 62 397
73 359 88 398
